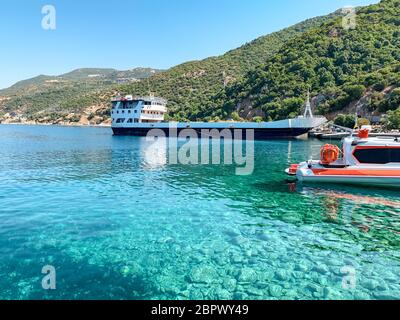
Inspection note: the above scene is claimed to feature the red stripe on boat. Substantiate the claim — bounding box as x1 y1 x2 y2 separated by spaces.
311 169 400 177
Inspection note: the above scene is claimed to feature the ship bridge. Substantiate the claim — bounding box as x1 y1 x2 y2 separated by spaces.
111 95 167 125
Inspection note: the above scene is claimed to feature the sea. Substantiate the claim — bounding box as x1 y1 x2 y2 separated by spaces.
0 124 399 300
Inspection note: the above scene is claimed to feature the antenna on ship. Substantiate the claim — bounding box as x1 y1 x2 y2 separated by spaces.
304 89 313 118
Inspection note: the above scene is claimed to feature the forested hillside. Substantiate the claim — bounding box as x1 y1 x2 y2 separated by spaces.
117 12 339 121
1 0 399 125
222 0 400 122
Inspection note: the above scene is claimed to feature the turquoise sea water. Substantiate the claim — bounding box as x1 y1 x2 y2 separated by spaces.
0 124 399 300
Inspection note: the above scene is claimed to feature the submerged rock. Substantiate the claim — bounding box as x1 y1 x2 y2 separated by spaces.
245 286 264 297
237 268 258 283
216 288 232 300
323 287 342 300
190 266 218 284
268 284 283 298
223 278 237 292
275 270 290 281
295 262 309 272
354 291 370 300
313 264 329 274
374 291 400 300
230 235 248 247
362 279 380 291
233 291 248 300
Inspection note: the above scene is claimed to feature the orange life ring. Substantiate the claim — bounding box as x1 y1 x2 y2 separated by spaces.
320 144 340 165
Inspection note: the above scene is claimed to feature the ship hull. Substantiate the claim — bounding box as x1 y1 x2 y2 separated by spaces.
112 126 311 139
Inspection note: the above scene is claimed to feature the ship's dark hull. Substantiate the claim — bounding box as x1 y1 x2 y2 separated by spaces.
112 127 311 139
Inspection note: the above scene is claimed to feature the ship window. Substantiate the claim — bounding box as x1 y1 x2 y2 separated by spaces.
353 148 400 164
116 118 125 123
128 110 131 113
117 111 119 114
127 118 133 123
134 110 137 113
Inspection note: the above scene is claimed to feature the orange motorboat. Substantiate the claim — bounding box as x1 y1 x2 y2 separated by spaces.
286 127 400 187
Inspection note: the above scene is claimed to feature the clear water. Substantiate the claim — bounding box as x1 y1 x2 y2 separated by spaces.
0 124 399 300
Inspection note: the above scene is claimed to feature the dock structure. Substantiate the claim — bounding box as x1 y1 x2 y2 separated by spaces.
309 122 400 140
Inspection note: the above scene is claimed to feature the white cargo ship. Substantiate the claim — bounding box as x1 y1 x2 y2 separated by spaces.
111 94 327 139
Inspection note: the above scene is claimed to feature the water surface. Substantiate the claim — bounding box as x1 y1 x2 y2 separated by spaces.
0 125 399 300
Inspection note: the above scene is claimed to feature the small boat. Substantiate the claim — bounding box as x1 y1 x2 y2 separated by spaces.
286 127 400 187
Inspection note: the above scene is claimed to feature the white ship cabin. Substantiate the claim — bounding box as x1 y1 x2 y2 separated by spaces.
111 95 167 124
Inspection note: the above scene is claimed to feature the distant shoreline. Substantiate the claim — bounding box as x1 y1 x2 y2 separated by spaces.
0 122 111 128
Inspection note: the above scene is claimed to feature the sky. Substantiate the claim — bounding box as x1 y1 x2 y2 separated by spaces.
0 0 380 89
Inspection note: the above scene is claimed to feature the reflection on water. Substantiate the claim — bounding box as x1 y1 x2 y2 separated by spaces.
0 125 399 300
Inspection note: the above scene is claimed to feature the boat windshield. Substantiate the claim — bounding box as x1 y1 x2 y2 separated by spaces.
353 147 400 164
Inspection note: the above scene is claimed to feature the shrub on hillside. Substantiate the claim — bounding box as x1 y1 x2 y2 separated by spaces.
334 114 356 128
387 108 400 130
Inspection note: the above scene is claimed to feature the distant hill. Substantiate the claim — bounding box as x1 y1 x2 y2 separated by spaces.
0 67 162 124
0 67 161 96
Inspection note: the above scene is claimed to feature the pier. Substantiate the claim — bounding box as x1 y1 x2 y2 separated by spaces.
309 123 400 140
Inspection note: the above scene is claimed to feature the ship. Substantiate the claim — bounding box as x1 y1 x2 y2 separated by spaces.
286 127 400 187
110 92 327 139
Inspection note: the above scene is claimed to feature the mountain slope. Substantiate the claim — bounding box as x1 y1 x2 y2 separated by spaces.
117 12 340 121
0 67 161 96
223 0 400 121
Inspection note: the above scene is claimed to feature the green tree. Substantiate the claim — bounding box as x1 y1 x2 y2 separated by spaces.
387 108 400 130
344 85 365 100
334 114 356 128
231 111 242 121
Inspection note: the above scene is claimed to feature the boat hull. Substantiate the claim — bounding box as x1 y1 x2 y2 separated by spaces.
295 165 400 187
298 175 400 187
112 127 311 139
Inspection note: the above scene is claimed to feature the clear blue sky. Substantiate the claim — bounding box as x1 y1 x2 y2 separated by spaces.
0 0 379 89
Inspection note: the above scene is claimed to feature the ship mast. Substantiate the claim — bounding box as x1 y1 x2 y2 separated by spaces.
303 89 313 118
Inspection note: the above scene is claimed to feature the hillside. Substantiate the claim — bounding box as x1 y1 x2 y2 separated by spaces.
0 67 160 96
0 67 161 124
1 0 399 125
222 0 400 122
0 12 337 124
117 13 340 121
